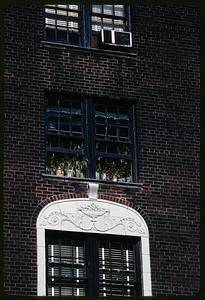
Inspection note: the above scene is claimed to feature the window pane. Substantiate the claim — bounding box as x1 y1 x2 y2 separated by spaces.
68 4 79 11
103 5 113 15
98 239 137 296
47 236 87 296
47 115 58 130
119 127 129 140
96 124 106 137
92 5 102 14
45 26 56 40
47 135 59 148
60 115 70 131
114 5 124 17
69 30 80 45
45 5 80 44
57 28 67 42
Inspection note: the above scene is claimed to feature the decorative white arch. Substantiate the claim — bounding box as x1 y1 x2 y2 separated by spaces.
36 198 152 296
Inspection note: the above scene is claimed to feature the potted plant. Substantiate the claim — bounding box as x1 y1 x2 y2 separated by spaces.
47 153 58 175
56 161 65 176
64 155 88 178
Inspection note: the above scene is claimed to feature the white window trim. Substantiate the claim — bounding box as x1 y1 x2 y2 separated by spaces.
36 198 152 296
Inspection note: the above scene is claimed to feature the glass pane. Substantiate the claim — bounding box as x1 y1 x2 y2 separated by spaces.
114 5 124 17
68 20 79 29
47 115 58 130
119 127 129 140
98 239 136 297
45 7 56 14
103 5 113 15
71 139 83 150
61 286 73 296
48 286 60 296
92 4 102 13
107 125 117 139
71 122 82 135
57 5 67 9
68 5 79 10
69 30 80 45
56 9 67 17
95 111 106 122
45 26 56 40
56 19 67 27
59 136 70 149
91 16 102 31
60 115 70 131
68 11 79 18
47 237 86 297
107 143 118 154
47 135 59 148
96 142 106 152
46 17 56 26
57 28 67 42
102 17 112 25
96 124 106 137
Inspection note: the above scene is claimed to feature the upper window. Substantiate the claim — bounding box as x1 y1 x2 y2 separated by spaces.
46 94 138 183
46 231 141 297
44 4 132 49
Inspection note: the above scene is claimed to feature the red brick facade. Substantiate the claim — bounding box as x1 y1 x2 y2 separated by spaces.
3 4 200 296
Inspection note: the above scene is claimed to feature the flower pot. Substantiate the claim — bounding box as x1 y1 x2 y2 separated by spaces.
101 173 107 180
112 176 118 182
65 169 73 177
56 167 64 176
95 172 100 180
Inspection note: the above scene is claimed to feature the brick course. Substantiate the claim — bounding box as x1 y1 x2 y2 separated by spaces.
3 4 200 296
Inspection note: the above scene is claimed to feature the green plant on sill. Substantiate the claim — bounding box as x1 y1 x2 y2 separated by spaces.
96 157 131 181
47 153 88 177
63 155 88 177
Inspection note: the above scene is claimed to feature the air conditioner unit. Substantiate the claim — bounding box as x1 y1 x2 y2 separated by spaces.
100 29 132 48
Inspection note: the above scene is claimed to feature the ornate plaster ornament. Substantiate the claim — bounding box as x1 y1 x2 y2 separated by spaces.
40 201 146 235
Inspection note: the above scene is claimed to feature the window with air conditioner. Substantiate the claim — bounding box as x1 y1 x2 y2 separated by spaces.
44 4 132 49
46 231 142 297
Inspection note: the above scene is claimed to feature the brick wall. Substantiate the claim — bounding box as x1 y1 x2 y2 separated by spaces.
3 5 200 296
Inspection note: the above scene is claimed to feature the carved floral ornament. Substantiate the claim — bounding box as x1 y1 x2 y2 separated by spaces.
39 200 147 236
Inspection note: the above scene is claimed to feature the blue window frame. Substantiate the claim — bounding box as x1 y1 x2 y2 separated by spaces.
44 4 131 48
46 94 138 183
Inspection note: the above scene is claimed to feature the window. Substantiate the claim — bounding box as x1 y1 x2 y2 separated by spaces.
44 4 131 49
37 198 152 296
46 94 138 183
46 231 141 297
45 4 81 45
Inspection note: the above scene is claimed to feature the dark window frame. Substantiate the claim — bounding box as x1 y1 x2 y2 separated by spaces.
44 4 132 48
45 230 142 297
45 94 138 183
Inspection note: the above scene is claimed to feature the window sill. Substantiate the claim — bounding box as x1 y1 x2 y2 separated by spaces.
42 173 143 188
41 40 137 59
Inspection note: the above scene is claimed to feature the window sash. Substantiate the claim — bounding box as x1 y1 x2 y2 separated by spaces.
44 4 131 46
46 96 137 182
46 231 141 297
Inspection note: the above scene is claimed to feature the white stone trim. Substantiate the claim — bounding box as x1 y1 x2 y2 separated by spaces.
36 198 152 296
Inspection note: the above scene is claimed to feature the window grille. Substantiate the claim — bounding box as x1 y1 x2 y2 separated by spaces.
44 4 131 49
47 235 87 296
45 4 81 45
46 231 141 297
46 95 137 183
